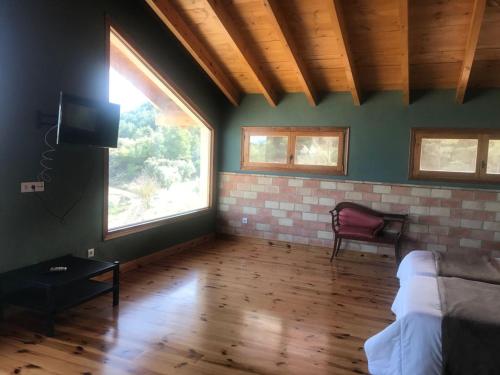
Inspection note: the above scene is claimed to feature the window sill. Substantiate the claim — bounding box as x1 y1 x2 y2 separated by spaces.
409 172 500 184
241 164 347 175
103 206 212 241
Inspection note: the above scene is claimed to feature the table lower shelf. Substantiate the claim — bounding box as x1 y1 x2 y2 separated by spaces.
7 279 114 313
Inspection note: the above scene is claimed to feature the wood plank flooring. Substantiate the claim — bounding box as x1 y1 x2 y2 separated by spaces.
0 237 398 375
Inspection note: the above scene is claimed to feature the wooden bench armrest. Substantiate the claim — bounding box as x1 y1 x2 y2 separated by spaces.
384 215 408 241
382 213 408 222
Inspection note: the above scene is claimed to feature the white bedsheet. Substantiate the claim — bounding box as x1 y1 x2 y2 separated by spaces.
396 250 436 284
365 251 442 375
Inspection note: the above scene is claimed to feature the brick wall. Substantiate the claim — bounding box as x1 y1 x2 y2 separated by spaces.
217 172 500 256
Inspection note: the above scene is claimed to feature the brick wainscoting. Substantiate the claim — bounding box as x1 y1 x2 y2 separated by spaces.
217 172 500 256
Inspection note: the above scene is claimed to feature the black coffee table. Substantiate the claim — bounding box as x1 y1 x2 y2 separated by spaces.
0 255 119 336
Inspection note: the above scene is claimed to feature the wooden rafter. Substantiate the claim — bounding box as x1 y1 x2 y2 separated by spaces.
456 0 487 104
399 0 410 105
262 0 317 106
327 0 361 105
205 0 279 106
145 0 241 106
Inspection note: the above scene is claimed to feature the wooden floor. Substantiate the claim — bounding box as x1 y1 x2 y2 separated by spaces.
0 237 398 375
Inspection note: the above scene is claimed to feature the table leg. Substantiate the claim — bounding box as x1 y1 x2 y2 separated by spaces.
45 287 55 337
0 282 4 321
46 314 55 337
113 261 120 307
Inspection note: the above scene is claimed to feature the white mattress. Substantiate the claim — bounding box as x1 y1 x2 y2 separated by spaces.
365 251 442 375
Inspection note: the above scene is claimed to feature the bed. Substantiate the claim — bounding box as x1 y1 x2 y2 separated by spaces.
364 250 442 375
365 250 500 375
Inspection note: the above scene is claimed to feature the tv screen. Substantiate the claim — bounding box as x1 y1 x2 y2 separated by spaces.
57 92 120 148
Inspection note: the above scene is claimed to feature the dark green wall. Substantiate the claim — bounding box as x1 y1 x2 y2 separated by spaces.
0 0 230 272
220 90 500 189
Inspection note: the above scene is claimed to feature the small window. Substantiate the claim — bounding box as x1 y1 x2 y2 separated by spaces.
410 129 500 183
241 127 348 174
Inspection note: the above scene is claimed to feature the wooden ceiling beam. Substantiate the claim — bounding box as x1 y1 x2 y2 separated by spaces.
399 0 410 105
205 0 279 107
327 0 361 106
456 0 487 104
262 0 317 106
145 0 241 106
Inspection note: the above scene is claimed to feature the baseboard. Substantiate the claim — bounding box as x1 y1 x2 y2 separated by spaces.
217 232 329 252
96 233 215 281
217 232 395 263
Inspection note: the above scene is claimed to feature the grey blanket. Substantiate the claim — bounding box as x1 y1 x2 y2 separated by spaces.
434 250 500 284
438 277 500 375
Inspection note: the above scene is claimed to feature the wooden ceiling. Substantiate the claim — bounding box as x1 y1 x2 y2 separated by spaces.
146 0 500 106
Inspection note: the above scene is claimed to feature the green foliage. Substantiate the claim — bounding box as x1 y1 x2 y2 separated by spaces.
295 136 339 166
109 102 201 189
249 136 288 163
143 158 196 189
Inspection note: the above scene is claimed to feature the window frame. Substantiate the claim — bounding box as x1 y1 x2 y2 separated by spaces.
240 127 349 175
103 21 214 241
409 128 500 183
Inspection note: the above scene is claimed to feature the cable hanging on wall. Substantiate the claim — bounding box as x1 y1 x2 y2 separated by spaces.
34 110 94 224
38 124 57 183
34 161 94 224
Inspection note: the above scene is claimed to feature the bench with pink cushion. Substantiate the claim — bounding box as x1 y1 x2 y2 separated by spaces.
329 202 407 263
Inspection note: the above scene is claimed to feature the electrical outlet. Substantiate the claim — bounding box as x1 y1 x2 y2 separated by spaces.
87 248 95 258
242 217 248 224
21 181 44 193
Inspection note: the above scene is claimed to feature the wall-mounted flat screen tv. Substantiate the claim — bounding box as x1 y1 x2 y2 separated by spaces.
57 92 120 148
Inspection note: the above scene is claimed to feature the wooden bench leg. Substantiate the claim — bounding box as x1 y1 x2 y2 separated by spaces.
395 241 402 265
330 237 338 262
335 238 342 257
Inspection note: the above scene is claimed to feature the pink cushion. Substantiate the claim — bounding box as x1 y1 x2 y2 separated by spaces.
338 225 376 240
339 208 384 234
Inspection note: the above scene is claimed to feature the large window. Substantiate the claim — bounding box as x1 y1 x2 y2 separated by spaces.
241 127 348 174
105 27 212 238
410 129 500 183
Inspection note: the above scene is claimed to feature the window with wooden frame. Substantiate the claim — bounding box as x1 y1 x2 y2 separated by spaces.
241 127 349 174
104 25 213 240
410 128 500 183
